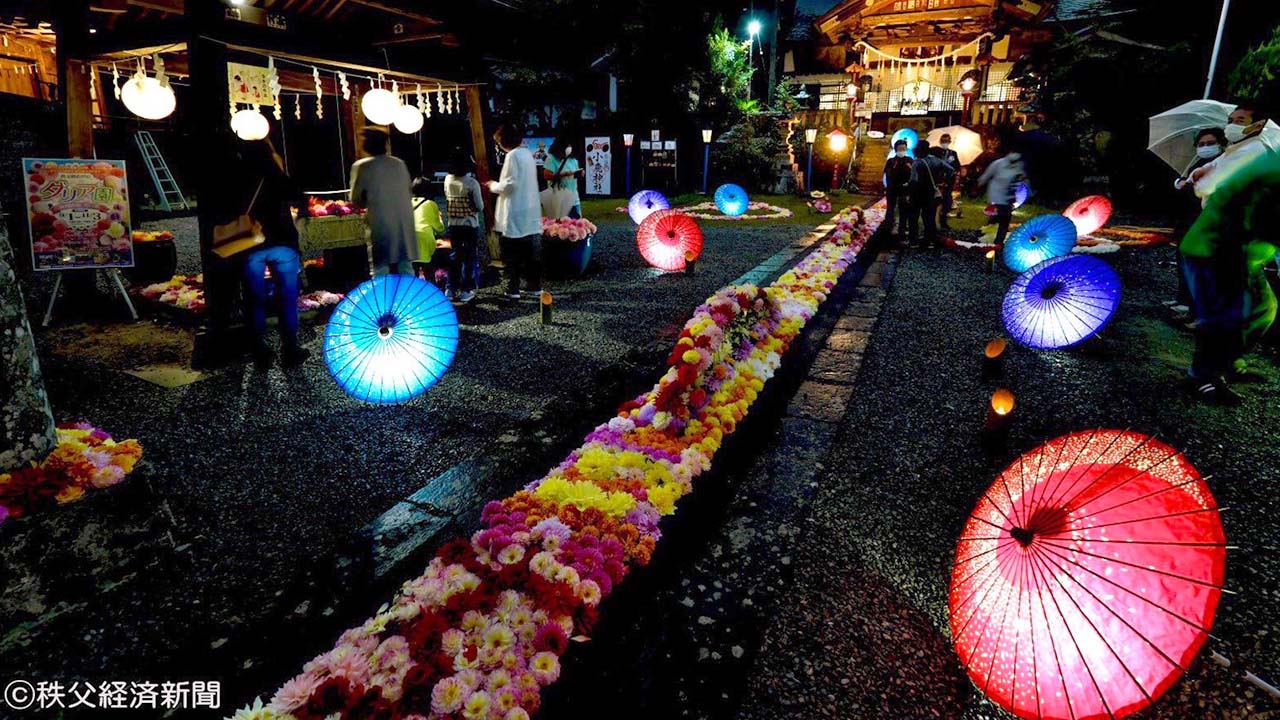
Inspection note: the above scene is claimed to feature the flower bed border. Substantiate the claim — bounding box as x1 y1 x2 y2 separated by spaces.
233 202 884 720
677 200 794 221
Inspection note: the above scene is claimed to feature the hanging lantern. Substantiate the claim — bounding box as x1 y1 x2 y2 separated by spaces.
393 103 424 134
121 67 176 120
361 87 398 126
231 107 270 141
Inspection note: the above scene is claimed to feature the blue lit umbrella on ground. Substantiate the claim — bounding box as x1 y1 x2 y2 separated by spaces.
323 275 459 404
628 190 670 225
714 183 750 216
1003 213 1077 272
1013 181 1029 208
1002 255 1121 349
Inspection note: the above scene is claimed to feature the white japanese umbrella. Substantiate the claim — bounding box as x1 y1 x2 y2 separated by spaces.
926 125 983 165
1147 99 1242 174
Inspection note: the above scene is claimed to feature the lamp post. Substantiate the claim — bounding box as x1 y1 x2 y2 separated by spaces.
747 18 762 100
826 128 849 190
623 133 634 197
959 71 979 124
804 127 817 193
701 128 713 194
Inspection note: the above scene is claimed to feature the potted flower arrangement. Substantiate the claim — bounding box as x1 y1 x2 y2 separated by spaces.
541 216 597 279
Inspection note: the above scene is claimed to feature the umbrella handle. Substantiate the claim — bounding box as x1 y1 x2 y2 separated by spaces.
1210 650 1280 700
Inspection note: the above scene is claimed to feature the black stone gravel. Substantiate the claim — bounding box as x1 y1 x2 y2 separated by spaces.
1 215 818 709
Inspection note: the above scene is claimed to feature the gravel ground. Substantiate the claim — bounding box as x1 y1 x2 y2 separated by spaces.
1 214 820 707
541 235 1280 719
745 241 1280 719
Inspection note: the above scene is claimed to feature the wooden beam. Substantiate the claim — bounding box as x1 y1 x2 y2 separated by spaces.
127 0 183 14
344 0 441 26
323 0 349 20
222 42 459 85
372 31 448 47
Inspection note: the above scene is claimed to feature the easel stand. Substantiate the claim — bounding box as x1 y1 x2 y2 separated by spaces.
42 268 139 327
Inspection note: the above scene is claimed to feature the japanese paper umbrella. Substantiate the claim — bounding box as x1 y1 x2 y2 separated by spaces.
1002 255 1120 350
1063 196 1113 238
1004 214 1078 273
949 429 1226 720
628 189 670 225
323 274 459 404
637 209 703 271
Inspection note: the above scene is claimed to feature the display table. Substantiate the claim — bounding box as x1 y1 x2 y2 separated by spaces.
295 215 367 253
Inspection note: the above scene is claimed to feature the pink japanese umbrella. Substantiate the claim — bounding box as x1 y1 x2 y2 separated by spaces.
949 429 1226 720
1063 195 1113 238
637 209 703 271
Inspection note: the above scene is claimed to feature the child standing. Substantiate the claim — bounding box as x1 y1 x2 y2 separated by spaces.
444 150 485 303
411 177 446 284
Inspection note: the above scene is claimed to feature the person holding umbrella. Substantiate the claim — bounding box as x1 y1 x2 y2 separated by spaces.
1165 128 1226 318
936 133 962 231
1179 127 1280 405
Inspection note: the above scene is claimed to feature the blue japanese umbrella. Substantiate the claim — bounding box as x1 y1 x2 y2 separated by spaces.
323 275 459 404
1002 255 1121 349
1012 181 1030 208
628 190 670 225
714 183 750 217
1003 213 1077 272
887 128 919 159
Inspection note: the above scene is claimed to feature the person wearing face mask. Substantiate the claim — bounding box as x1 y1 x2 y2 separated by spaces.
1165 128 1227 317
1179 132 1280 405
1188 102 1269 196
936 133 961 231
883 140 914 239
542 136 583 219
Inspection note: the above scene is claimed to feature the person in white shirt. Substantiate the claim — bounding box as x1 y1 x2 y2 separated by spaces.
349 128 418 276
977 144 1026 250
487 124 543 299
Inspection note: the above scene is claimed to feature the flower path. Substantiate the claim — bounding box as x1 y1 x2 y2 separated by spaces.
230 203 885 720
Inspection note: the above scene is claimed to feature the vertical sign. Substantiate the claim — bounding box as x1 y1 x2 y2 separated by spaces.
23 158 133 271
584 136 611 195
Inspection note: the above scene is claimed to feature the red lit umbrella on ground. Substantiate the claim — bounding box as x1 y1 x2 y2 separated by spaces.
1063 195 1113 238
637 209 703 271
949 429 1226 720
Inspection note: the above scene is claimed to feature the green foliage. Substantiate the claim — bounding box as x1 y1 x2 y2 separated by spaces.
710 115 788 193
771 81 800 113
706 27 755 115
1229 25 1280 108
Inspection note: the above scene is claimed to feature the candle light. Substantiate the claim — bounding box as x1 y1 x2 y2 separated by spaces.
982 337 1007 379
985 249 996 272
981 388 1016 452
540 290 553 325
684 249 697 275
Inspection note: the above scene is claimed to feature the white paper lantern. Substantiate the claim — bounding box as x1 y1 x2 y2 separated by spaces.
392 103 423 134
120 72 176 120
231 108 270 141
361 87 398 126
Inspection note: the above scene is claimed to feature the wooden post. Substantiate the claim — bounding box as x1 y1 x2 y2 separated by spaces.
54 0 94 158
185 2 238 367
465 84 497 250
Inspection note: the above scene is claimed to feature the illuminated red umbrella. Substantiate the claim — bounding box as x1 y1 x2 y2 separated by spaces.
637 209 703 271
1063 195 1113 238
949 429 1226 720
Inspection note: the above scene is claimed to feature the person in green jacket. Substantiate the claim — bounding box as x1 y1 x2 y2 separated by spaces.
1180 132 1279 405
411 177 446 282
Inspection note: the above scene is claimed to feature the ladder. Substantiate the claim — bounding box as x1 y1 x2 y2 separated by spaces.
134 130 189 212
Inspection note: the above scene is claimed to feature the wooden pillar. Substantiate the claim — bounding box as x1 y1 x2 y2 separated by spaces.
185 2 238 367
54 0 94 157
464 85 495 232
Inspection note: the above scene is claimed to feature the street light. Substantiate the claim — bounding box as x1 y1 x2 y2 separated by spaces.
747 19 762 37
623 133 635 196
804 128 818 192
701 129 713 194
826 128 850 188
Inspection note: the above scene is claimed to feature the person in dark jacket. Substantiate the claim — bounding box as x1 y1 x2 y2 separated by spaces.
906 140 955 247
239 138 309 368
936 133 962 230
883 139 914 238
